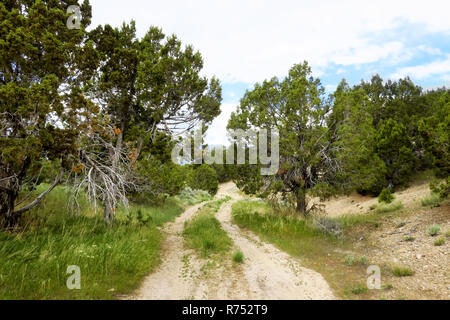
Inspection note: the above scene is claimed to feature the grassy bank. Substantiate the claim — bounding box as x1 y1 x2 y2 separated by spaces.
0 185 189 300
231 199 409 299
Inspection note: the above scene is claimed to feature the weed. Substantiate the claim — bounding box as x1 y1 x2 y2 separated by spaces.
433 238 445 246
392 266 415 277
427 225 441 237
232 251 244 263
350 284 368 295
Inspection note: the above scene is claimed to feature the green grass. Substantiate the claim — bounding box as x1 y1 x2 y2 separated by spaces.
392 266 415 277
183 198 232 258
116 198 184 227
344 254 368 266
421 193 442 208
232 250 244 263
175 187 213 206
348 284 368 295
404 236 415 242
373 201 403 214
427 225 441 236
433 238 446 246
0 184 186 300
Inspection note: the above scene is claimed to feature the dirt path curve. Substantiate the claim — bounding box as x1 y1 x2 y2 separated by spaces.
129 182 336 300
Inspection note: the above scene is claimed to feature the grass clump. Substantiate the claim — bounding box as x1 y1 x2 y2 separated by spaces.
404 236 415 242
348 284 368 295
421 193 441 208
433 238 446 246
374 201 403 214
392 266 415 277
183 199 232 258
344 254 368 266
427 225 441 237
232 250 244 264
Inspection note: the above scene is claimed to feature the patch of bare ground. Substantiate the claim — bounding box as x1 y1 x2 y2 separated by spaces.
356 204 449 300
316 179 431 218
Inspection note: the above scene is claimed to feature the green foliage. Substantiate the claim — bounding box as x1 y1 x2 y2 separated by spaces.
433 238 445 246
183 199 232 258
0 184 185 299
344 254 368 266
134 158 186 203
374 201 403 214
228 62 341 214
429 178 450 200
421 193 441 208
378 188 394 204
427 225 441 237
349 284 368 295
0 0 97 224
392 267 415 277
186 164 219 195
375 119 416 187
176 187 212 206
232 251 244 264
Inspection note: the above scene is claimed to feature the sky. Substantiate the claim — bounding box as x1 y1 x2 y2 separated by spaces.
89 0 450 145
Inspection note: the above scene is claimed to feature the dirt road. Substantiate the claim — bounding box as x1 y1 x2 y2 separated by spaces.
129 182 336 300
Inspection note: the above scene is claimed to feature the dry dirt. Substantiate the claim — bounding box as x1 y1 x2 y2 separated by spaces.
127 182 336 300
320 179 449 300
358 204 449 300
315 179 432 218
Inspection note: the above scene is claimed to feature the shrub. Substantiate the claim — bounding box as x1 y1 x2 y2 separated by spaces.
421 193 441 208
427 225 441 237
430 178 449 200
392 266 414 277
177 187 212 205
187 164 219 195
404 236 415 242
378 188 394 204
232 251 244 263
433 238 446 246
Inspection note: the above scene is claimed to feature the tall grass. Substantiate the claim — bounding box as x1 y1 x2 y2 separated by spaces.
0 184 186 299
183 198 232 258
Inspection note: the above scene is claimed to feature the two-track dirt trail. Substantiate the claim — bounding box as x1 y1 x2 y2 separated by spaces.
129 182 336 300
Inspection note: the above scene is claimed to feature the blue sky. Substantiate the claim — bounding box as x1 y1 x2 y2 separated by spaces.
89 0 450 145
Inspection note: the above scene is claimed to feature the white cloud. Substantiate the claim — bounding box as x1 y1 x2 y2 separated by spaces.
89 0 450 84
390 55 450 79
204 103 238 146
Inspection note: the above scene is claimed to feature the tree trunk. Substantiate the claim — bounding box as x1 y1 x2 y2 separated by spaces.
296 188 307 216
103 198 114 225
0 189 19 229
